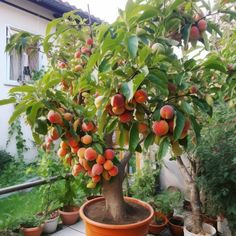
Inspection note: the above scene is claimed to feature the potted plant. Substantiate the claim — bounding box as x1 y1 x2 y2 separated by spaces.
1 0 234 235
20 216 44 236
149 211 168 235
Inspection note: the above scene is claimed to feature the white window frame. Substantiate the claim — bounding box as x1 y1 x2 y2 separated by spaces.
5 25 43 86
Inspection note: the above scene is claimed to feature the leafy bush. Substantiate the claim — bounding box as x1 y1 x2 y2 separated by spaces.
197 106 236 233
0 150 14 170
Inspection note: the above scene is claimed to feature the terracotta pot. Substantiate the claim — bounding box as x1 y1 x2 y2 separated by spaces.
86 195 103 201
149 211 168 235
80 197 154 236
203 215 217 229
22 225 43 236
168 216 184 236
59 205 80 225
184 223 216 236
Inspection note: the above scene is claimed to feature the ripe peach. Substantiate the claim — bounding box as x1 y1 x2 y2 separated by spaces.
134 89 148 103
60 141 68 149
45 136 53 143
108 166 119 177
58 61 67 69
49 127 60 140
104 160 114 171
92 175 101 183
119 111 133 123
72 164 84 176
81 46 90 54
138 123 149 134
189 86 198 94
68 138 79 148
96 154 106 165
81 134 93 145
82 121 95 132
71 145 79 154
189 26 200 41
47 110 63 125
102 170 111 181
65 131 73 139
74 50 81 59
104 149 115 160
112 106 125 115
91 163 103 176
63 113 73 121
111 94 125 108
86 38 93 45
152 120 169 136
74 64 83 72
84 147 97 161
160 105 175 119
82 159 91 171
65 156 73 166
197 19 207 32
57 148 67 158
77 147 86 159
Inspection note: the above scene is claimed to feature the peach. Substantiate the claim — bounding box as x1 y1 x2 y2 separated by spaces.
197 19 207 32
160 105 175 119
65 131 73 139
57 148 67 158
189 86 198 94
68 138 79 148
86 38 93 45
81 134 93 145
72 164 84 176
104 149 115 160
189 26 200 41
112 106 125 115
91 164 103 176
71 145 79 154
111 94 125 108
102 170 111 181
81 46 90 54
152 120 169 136
104 160 114 171
74 64 83 72
82 159 91 171
87 170 93 177
108 166 119 177
183 119 191 132
77 147 86 159
45 136 53 143
60 141 68 149
119 111 133 123
63 112 73 121
134 89 148 103
84 147 97 161
73 119 81 132
82 121 95 132
96 154 106 165
65 156 73 166
47 110 63 125
106 104 115 116
92 175 101 183
138 123 149 133
74 50 81 59
87 181 97 189
58 61 67 69
49 127 60 140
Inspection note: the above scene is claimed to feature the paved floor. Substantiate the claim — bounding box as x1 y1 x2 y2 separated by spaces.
50 220 172 236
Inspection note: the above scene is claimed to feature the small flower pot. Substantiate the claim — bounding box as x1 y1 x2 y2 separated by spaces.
59 205 80 225
184 223 216 236
149 211 168 235
168 216 184 236
43 215 59 234
21 225 43 236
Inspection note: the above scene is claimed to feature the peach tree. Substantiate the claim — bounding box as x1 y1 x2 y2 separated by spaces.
1 0 235 231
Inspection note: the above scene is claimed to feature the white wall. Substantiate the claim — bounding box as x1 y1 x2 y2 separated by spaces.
0 1 52 161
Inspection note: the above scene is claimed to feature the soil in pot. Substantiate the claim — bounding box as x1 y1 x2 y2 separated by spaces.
59 205 80 225
86 195 103 201
169 216 184 236
149 211 168 235
80 197 154 236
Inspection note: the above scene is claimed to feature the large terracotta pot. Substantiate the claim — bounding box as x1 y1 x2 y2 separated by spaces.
22 225 43 236
149 211 168 235
80 197 154 236
86 195 103 202
168 216 184 236
59 205 80 225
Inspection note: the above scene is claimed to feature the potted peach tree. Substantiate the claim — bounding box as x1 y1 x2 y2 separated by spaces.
1 0 234 235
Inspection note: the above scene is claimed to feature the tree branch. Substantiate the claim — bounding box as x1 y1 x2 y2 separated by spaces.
176 156 193 184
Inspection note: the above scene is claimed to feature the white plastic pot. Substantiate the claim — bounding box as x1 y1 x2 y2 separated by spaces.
43 216 59 234
184 223 216 236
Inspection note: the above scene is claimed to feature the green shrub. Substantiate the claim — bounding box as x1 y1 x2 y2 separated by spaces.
0 150 14 170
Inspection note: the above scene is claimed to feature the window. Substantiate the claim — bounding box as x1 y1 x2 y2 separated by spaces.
6 26 40 85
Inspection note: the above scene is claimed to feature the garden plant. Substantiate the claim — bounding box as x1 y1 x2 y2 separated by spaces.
1 0 236 235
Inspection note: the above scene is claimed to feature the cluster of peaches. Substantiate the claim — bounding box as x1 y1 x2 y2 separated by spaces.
43 108 119 188
189 16 207 42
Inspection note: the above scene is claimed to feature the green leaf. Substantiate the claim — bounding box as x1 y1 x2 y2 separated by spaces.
207 21 222 37
34 119 48 135
129 122 140 152
173 111 185 141
93 143 103 154
28 102 43 124
169 0 185 11
121 73 145 101
189 116 201 144
32 132 43 145
157 137 170 161
118 124 126 148
183 23 191 46
0 97 16 106
138 8 158 22
127 35 139 58
9 85 35 94
201 31 209 51
203 56 227 73
144 133 155 150
105 118 118 134
191 96 213 116
181 101 194 115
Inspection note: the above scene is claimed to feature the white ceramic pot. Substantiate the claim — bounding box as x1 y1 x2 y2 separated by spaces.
184 223 216 236
43 216 59 234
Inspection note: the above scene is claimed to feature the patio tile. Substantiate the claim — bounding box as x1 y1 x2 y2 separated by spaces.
69 220 86 233
50 226 85 236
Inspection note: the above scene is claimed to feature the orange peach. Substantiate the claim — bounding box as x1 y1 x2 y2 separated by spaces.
82 159 92 171
74 64 83 72
71 145 79 154
138 123 149 134
102 170 111 181
84 147 97 161
96 154 106 164
119 111 133 123
49 127 60 140
47 110 63 125
104 160 114 171
104 149 115 160
72 164 84 176
112 106 125 115
68 138 79 148
81 134 93 145
134 89 147 103
108 166 119 177
60 141 68 149
111 94 125 108
82 121 95 132
91 164 103 176
92 175 101 183
63 112 73 121
77 147 86 159
160 105 175 120
152 120 169 136
57 148 67 158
